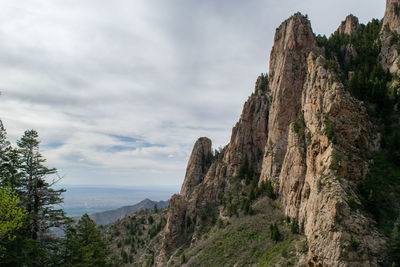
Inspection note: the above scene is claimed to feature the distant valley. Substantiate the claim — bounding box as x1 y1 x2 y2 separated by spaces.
84 198 169 225
54 185 177 217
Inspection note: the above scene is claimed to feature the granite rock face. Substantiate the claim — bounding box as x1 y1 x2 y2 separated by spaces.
380 0 400 74
224 92 269 176
337 15 360 35
180 137 212 198
261 14 387 266
284 54 386 266
260 13 318 184
158 7 392 267
159 85 269 265
383 0 400 33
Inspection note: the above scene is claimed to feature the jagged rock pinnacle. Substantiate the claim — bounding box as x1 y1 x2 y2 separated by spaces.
337 14 360 35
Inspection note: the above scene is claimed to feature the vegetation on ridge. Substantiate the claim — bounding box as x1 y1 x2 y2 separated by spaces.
169 198 305 267
316 18 400 264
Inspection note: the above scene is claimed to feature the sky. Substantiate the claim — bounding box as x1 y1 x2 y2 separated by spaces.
0 0 386 186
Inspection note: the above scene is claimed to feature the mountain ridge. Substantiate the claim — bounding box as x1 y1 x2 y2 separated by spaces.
108 1 400 266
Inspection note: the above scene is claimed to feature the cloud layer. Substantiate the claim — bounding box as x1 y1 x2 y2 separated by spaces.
0 0 385 186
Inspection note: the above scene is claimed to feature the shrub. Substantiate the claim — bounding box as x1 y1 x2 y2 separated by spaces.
255 73 269 95
350 235 359 250
148 215 154 224
269 223 280 242
266 180 276 199
330 152 341 172
348 196 357 210
180 253 186 264
290 218 299 234
306 132 312 147
324 119 336 143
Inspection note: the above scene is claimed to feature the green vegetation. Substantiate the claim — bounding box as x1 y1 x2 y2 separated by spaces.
0 120 113 266
316 19 393 120
238 155 256 185
306 132 312 147
180 253 186 264
0 122 70 266
63 214 111 266
350 235 359 251
201 152 214 174
317 18 400 263
182 198 304 267
289 218 299 234
347 196 357 210
324 119 336 144
390 220 400 264
269 223 280 242
107 207 168 266
0 186 26 254
255 73 269 95
330 152 341 172
292 112 305 140
358 153 400 234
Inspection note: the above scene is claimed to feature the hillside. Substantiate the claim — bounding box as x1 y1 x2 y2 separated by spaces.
88 199 169 226
107 206 168 266
111 1 400 266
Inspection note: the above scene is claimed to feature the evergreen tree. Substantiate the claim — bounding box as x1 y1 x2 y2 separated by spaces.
17 130 66 242
0 129 68 266
0 120 23 191
62 214 111 266
390 221 400 265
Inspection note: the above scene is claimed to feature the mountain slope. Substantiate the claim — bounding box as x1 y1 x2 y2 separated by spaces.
109 1 400 266
89 199 169 225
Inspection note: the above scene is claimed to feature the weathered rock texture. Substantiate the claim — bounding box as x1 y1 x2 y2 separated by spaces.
159 87 269 265
261 13 318 184
224 92 269 176
262 14 387 266
383 0 400 33
180 137 212 198
381 0 400 74
337 15 360 35
283 54 386 266
158 8 391 267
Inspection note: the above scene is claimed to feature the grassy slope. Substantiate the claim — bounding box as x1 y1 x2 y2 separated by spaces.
167 197 306 267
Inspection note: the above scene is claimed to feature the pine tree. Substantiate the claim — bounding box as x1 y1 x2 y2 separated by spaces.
0 120 23 191
17 130 66 241
62 214 111 266
12 130 67 266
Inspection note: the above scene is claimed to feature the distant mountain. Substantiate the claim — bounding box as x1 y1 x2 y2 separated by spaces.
86 198 169 225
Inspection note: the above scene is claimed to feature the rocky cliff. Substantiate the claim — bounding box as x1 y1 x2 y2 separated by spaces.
157 3 396 267
337 15 360 35
160 86 270 264
261 14 318 183
380 0 400 74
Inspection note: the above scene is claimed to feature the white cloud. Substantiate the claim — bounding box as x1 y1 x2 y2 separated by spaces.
0 0 386 186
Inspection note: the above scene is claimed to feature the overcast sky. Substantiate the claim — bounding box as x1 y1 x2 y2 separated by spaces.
0 0 385 186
